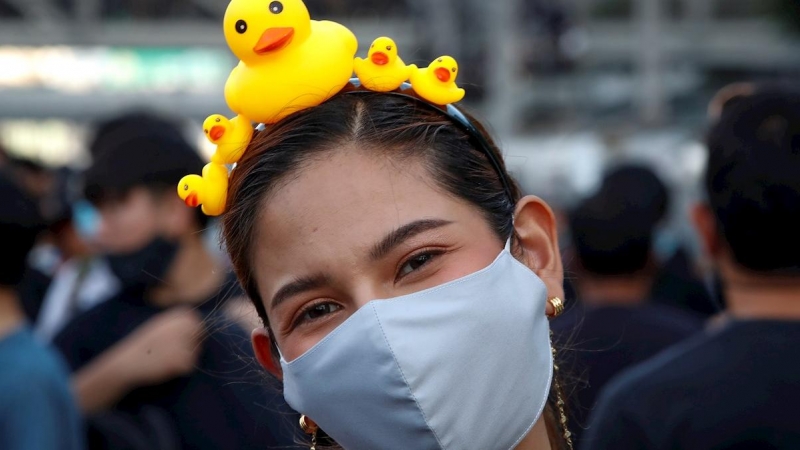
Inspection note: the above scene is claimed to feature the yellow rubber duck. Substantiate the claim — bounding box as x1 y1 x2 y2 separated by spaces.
177 163 229 217
354 37 414 92
409 56 465 105
203 114 253 165
222 0 358 125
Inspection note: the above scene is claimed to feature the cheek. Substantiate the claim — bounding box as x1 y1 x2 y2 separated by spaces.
97 205 160 253
451 247 500 279
431 235 505 288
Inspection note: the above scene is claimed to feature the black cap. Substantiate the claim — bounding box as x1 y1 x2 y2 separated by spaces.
83 113 204 205
569 165 666 276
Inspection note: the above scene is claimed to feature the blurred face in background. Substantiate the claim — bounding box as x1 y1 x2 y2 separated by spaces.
15 166 55 201
94 187 188 255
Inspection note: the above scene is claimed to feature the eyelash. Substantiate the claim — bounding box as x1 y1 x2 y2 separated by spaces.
291 299 341 330
394 248 445 283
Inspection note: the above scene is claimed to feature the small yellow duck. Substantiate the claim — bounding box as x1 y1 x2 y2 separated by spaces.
354 37 414 92
203 114 253 165
409 56 465 105
177 163 229 217
222 0 358 125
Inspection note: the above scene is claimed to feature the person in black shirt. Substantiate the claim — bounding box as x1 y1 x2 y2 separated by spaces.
53 113 294 449
552 165 703 446
583 85 800 450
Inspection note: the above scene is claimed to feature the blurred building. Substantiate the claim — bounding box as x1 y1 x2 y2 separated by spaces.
1 0 799 210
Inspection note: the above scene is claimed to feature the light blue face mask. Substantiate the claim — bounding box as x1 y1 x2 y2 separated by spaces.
72 200 100 241
280 241 553 450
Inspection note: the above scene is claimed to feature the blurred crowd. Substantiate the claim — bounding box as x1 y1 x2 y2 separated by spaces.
552 83 800 449
0 114 298 449
1 79 800 449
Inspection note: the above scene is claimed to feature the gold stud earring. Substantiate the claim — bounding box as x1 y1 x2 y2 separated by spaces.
547 297 565 318
299 415 319 450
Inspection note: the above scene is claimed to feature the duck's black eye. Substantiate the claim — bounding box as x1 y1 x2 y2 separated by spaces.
183 184 189 191
452 67 457 72
386 45 392 51
269 1 283 14
235 20 247 34
215 117 221 122
437 58 443 62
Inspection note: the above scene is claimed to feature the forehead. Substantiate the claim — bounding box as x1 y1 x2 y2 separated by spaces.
252 148 477 275
95 186 161 211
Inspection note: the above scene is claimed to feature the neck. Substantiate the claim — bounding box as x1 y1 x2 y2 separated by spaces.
577 274 652 307
149 235 224 308
721 263 800 320
515 417 552 450
0 288 25 339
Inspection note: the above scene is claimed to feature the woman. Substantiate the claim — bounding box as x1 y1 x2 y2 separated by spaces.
221 91 572 449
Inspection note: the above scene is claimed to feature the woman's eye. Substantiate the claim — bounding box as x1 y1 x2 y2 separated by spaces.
398 253 435 279
302 303 341 322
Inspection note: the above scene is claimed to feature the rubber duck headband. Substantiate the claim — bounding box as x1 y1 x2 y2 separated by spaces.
177 0 512 216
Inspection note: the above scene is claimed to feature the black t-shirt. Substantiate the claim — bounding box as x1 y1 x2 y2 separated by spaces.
551 302 704 444
54 280 297 450
582 320 800 450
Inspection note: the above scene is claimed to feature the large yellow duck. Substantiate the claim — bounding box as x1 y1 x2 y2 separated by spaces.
177 163 229 217
354 37 414 92
203 114 253 165
409 56 465 105
222 0 358 126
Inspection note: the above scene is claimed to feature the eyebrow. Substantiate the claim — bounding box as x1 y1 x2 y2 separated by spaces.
369 219 453 262
269 219 453 309
271 273 332 309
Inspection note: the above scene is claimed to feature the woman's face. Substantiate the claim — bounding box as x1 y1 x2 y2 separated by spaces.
251 148 506 361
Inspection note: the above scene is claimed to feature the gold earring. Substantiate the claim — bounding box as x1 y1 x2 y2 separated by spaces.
299 415 319 450
547 297 565 318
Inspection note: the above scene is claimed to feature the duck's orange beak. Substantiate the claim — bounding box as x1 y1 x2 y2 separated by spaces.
435 67 451 83
184 192 199 208
254 27 295 54
371 52 389 66
210 125 225 141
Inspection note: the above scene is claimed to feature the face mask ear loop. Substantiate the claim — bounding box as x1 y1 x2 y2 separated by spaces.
504 213 517 253
277 347 287 364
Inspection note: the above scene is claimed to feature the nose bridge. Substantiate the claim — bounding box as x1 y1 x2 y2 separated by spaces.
350 277 390 311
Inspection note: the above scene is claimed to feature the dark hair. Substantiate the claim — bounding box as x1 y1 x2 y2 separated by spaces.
89 111 188 158
705 87 800 273
83 112 208 228
569 165 667 276
0 171 45 287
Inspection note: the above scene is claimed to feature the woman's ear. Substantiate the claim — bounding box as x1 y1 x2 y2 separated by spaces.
251 328 283 380
513 196 565 302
